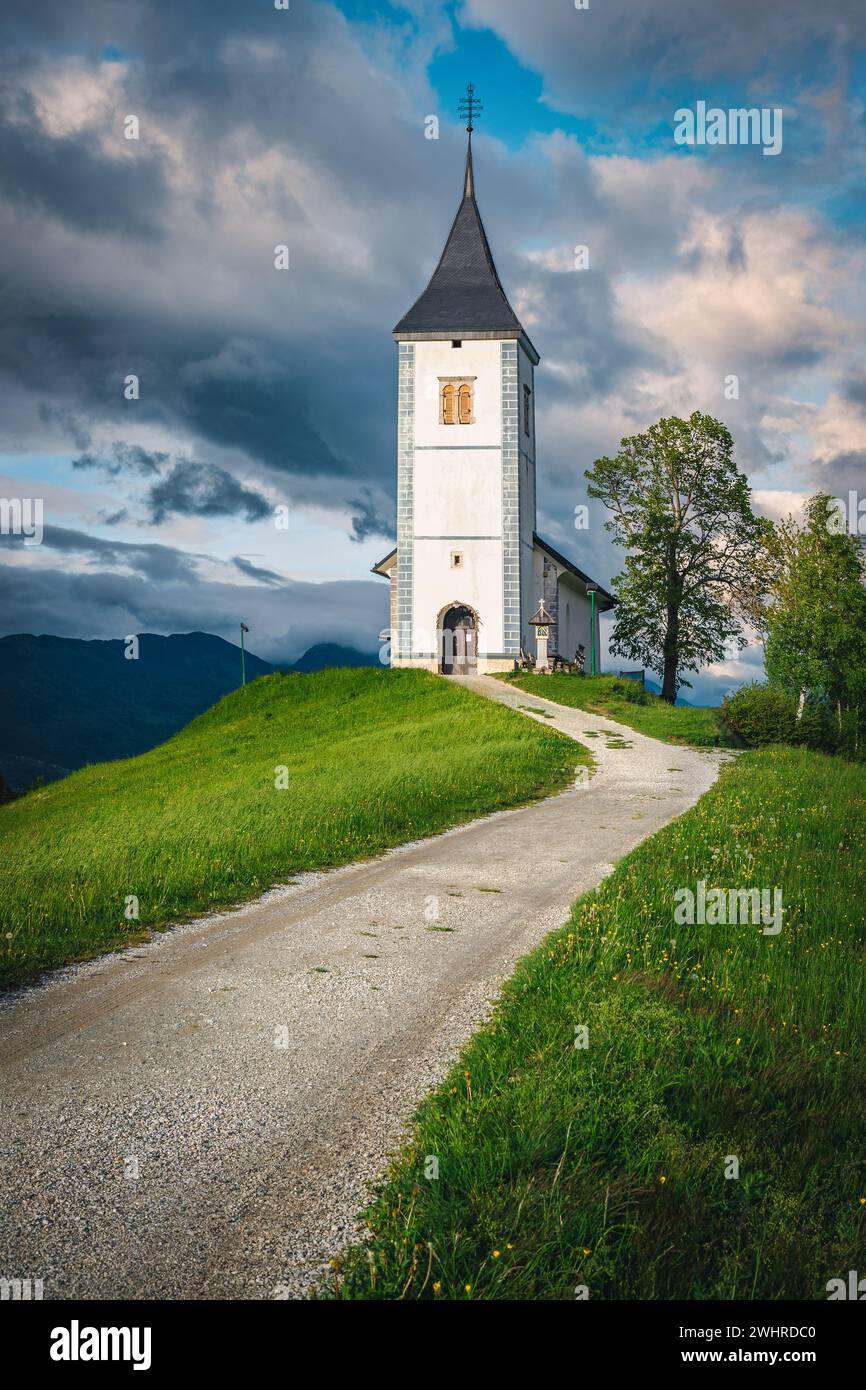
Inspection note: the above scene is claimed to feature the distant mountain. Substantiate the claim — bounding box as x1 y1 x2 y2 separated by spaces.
0 634 382 792
0 632 273 792
290 643 379 673
643 678 693 708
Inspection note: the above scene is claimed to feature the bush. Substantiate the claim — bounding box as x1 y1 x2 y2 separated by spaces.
720 683 798 747
792 698 835 755
722 683 866 758
796 700 866 760
609 678 652 706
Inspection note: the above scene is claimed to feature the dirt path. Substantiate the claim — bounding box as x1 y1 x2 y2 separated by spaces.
0 676 725 1299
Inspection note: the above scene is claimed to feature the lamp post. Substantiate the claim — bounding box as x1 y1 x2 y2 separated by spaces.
585 585 598 676
240 622 249 687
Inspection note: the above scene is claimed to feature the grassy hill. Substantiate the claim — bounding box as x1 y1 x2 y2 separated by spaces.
0 632 384 793
328 744 866 1300
0 631 273 791
0 668 583 989
504 673 732 747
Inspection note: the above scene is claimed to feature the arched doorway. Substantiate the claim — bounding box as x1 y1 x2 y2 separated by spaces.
439 604 477 675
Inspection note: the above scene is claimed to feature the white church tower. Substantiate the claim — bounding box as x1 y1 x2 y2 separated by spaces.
373 89 612 674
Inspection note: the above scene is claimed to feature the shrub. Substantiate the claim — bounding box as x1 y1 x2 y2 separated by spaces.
797 700 866 760
609 678 652 706
792 698 836 755
720 683 797 747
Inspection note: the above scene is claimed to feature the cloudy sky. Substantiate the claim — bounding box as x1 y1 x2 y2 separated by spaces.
2 0 865 699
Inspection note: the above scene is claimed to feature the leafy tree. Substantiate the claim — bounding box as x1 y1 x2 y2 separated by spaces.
763 493 866 746
586 412 769 702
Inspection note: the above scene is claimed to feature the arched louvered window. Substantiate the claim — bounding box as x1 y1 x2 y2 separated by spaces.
441 382 456 425
458 383 473 424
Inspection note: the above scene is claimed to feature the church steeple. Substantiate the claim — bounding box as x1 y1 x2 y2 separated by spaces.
463 133 474 199
461 80 480 198
393 87 537 360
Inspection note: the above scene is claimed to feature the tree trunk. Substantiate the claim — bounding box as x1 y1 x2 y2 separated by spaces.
661 599 679 703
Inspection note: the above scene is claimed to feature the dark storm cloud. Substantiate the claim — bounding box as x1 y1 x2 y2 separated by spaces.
178 369 356 483
145 462 271 524
349 488 395 546
0 523 198 582
0 0 403 516
232 555 284 586
1 0 863 666
72 444 279 529
527 262 657 406
0 284 362 495
0 86 166 238
842 376 866 413
38 404 93 451
808 451 866 499
465 0 866 114
0 559 388 665
73 442 167 477
4 0 802 550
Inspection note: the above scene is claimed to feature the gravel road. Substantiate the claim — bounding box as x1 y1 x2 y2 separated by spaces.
0 676 725 1299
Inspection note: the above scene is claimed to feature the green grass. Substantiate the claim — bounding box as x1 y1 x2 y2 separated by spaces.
327 746 866 1300
0 668 587 989
504 673 733 747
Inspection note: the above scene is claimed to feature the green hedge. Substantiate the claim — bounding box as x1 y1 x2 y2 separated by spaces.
720 683 797 747
721 682 864 759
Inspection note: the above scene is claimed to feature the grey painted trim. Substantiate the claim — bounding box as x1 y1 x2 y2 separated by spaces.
413 445 502 451
395 343 415 660
393 329 540 364
500 341 521 656
414 534 502 541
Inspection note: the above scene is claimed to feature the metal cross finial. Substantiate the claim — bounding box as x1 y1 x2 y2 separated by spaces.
458 82 483 134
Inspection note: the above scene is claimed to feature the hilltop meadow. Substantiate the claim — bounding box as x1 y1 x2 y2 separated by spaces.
0 668 585 989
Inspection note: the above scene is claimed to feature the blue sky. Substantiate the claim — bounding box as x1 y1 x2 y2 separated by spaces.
1 0 865 701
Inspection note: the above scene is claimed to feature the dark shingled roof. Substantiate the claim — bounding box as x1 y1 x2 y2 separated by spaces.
393 138 535 355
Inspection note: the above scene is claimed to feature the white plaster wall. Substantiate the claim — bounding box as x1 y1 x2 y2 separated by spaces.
412 537 504 655
413 449 502 537
557 574 593 661
413 339 502 447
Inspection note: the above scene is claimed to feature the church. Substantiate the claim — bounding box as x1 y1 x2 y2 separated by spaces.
373 120 614 675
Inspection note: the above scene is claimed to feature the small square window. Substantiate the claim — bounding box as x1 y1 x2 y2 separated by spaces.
451 551 464 569
451 339 462 348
